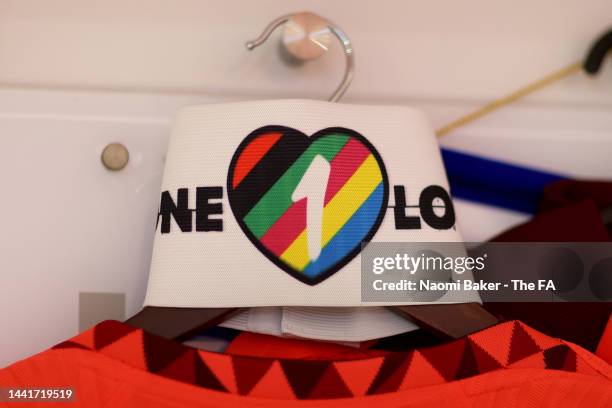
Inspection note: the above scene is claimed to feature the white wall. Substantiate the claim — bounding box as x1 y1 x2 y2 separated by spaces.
1 0 611 105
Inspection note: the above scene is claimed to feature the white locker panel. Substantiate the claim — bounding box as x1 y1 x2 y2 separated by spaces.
0 0 611 105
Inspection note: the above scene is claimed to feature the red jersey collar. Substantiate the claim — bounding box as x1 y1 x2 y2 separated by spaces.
53 320 592 400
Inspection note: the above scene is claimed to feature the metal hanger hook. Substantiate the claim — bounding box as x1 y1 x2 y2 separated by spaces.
245 12 354 103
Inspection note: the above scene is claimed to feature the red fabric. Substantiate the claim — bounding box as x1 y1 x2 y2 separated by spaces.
492 199 610 242
541 179 612 214
494 179 612 242
598 315 612 365
2 320 612 407
488 180 612 355
226 332 384 360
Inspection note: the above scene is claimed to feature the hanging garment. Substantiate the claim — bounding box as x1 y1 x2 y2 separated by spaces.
486 179 612 355
144 100 478 344
2 319 612 406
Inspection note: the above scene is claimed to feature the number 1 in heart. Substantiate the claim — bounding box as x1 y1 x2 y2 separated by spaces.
291 155 331 262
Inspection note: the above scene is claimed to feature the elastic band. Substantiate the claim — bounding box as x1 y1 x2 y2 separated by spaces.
436 62 582 137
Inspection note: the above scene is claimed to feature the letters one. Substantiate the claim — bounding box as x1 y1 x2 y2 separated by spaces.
157 187 223 233
157 184 455 234
393 185 455 230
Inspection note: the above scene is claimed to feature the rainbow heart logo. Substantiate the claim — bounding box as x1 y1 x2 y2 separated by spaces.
228 126 389 285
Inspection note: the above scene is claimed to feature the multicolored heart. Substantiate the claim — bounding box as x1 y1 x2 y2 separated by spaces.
227 126 389 285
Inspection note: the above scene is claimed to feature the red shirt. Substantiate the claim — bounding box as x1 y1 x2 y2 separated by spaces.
2 319 612 407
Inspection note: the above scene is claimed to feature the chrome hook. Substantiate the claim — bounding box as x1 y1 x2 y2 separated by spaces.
245 12 354 102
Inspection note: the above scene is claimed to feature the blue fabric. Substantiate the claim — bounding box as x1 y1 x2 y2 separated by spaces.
440 148 567 214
